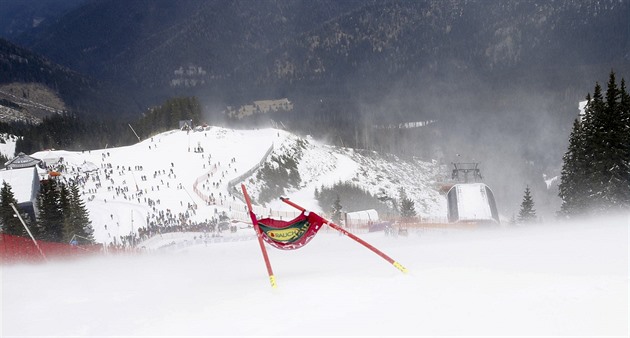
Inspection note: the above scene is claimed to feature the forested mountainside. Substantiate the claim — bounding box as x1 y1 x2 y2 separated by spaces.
0 38 137 117
8 1 627 160
14 0 628 111
0 0 627 216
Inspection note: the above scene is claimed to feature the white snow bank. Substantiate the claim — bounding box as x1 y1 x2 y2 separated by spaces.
2 213 627 337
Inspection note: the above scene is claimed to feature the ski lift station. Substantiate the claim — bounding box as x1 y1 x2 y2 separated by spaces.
446 163 500 224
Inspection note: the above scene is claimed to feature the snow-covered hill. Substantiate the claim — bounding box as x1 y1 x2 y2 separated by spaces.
31 126 447 245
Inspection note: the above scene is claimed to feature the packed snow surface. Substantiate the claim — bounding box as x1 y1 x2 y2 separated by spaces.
2 214 628 337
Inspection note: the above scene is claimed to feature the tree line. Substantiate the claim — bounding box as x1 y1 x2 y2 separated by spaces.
315 181 416 223
134 96 201 139
558 71 629 217
518 71 629 223
4 96 202 157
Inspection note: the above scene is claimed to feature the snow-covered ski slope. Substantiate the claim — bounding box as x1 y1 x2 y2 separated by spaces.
2 213 627 336
31 126 447 245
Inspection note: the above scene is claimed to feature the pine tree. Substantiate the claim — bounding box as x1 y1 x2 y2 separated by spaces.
59 182 70 217
517 186 536 223
586 73 630 211
582 82 607 210
331 194 343 224
63 182 94 244
509 213 517 225
618 79 630 204
0 182 27 236
558 118 588 216
604 76 630 209
36 178 64 242
597 72 623 209
398 187 416 220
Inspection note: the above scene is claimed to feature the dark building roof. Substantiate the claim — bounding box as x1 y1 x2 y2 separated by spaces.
4 153 43 169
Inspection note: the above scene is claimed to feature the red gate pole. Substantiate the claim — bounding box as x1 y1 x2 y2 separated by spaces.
10 203 47 262
241 184 277 288
280 197 408 274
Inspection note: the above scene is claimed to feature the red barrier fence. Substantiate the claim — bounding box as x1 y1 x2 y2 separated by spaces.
0 234 104 264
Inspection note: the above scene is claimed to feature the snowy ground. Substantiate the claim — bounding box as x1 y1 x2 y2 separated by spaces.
2 127 628 336
2 213 628 337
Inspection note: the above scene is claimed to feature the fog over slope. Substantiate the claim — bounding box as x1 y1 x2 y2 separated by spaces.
3 213 628 336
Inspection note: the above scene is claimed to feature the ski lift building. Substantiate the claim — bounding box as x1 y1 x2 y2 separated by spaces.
446 183 499 224
4 152 44 170
446 162 499 224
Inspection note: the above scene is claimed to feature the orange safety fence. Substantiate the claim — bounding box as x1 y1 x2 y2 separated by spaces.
0 234 132 264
